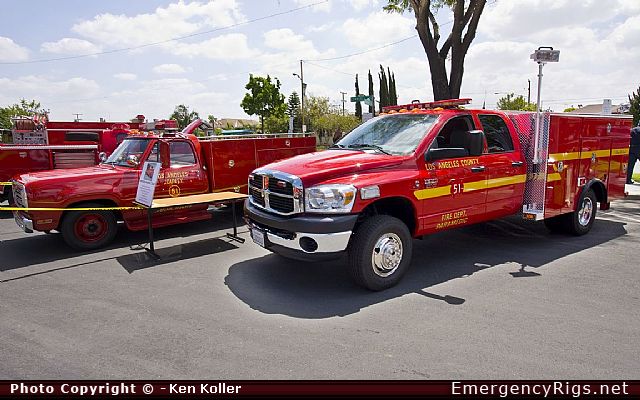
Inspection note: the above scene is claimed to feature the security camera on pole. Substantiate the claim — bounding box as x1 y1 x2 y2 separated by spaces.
530 46 560 163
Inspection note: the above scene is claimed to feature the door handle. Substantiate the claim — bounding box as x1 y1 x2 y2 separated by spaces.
512 161 524 167
471 166 485 172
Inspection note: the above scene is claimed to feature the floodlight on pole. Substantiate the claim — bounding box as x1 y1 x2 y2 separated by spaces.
530 46 559 163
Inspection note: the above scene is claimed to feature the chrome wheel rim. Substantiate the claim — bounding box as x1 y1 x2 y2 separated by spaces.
578 197 593 226
371 233 403 277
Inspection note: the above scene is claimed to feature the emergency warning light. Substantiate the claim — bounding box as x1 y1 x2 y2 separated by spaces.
530 47 560 63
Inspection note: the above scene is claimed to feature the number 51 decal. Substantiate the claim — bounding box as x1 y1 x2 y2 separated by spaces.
452 183 463 195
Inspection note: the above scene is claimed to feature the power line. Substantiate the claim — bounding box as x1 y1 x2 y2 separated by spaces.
0 0 328 65
304 35 418 62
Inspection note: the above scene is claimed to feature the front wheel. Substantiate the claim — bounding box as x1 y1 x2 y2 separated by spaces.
61 205 117 250
348 215 413 291
566 189 597 236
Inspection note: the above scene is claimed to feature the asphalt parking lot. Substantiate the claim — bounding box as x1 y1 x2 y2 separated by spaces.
1 201 639 380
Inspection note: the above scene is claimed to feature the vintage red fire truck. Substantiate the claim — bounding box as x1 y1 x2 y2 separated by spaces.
0 114 177 202
244 99 633 290
11 119 316 249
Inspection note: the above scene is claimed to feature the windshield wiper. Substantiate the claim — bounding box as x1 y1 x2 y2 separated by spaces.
329 143 347 149
347 143 392 155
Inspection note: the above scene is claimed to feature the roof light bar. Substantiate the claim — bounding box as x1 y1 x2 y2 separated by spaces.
382 98 471 113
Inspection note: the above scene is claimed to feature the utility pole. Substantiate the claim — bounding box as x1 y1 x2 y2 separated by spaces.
340 91 347 116
293 61 306 132
527 79 531 104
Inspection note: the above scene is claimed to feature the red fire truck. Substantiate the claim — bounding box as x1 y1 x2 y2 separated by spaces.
11 119 316 250
0 114 178 202
244 99 633 290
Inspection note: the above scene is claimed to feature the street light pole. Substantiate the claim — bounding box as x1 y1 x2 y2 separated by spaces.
340 91 347 116
293 61 306 133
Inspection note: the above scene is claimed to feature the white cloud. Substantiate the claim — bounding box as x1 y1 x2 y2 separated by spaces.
347 0 379 12
608 15 640 50
0 36 29 62
168 33 258 60
152 63 187 74
113 73 138 81
40 38 101 55
71 0 245 47
293 0 332 13
342 11 413 48
264 29 316 53
307 23 334 33
0 76 100 110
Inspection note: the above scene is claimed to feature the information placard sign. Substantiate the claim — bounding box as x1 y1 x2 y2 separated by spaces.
135 161 161 207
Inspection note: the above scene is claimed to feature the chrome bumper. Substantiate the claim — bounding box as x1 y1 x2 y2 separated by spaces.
247 221 352 254
13 212 33 233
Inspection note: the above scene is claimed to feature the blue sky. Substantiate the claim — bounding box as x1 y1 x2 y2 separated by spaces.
1 0 639 122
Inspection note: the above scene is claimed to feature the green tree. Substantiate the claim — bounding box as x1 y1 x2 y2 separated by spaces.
305 95 332 133
287 91 301 131
379 65 389 112
170 104 200 130
563 106 577 113
384 0 487 100
368 70 375 114
241 74 286 134
497 93 537 111
0 99 47 129
389 70 398 105
355 74 363 119
629 86 640 126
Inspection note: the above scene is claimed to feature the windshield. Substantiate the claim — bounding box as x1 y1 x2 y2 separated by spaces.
336 113 439 155
104 138 151 167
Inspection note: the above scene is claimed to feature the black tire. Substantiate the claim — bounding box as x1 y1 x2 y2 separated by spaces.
566 189 597 236
348 215 413 291
60 204 117 250
543 214 568 233
1 187 13 204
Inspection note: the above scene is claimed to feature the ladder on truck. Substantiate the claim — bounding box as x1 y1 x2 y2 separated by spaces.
506 111 551 221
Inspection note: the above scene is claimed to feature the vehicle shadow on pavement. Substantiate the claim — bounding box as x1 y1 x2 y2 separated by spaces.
225 216 627 319
116 237 238 273
0 210 14 219
0 209 239 272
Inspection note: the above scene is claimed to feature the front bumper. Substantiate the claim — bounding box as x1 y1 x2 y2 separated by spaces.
13 212 33 233
244 200 357 259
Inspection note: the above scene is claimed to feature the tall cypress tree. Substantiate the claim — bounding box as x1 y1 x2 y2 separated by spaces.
379 65 389 112
390 72 397 105
355 74 362 119
368 70 374 114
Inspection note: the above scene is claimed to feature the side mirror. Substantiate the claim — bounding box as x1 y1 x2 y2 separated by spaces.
126 154 140 167
98 152 107 163
160 140 170 169
425 148 469 162
467 130 485 156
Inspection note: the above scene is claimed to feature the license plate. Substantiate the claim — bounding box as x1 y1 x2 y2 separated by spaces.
251 228 265 248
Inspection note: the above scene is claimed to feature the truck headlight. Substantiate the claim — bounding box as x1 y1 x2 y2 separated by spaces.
305 184 356 213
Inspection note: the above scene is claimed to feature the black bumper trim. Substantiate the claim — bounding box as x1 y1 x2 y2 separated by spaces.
244 199 358 234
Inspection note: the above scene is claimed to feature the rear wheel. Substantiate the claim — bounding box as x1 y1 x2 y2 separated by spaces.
348 215 412 291
61 204 117 250
566 189 597 236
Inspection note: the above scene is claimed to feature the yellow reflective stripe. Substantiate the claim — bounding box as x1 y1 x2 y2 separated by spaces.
0 182 12 186
547 173 562 182
413 186 451 200
549 147 628 161
593 149 611 158
463 180 486 192
485 174 527 188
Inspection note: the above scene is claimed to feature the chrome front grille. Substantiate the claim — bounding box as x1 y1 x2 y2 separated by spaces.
248 170 303 215
12 182 27 208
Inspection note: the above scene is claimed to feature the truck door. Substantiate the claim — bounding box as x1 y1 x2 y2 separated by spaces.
152 140 208 198
477 114 526 218
418 115 487 231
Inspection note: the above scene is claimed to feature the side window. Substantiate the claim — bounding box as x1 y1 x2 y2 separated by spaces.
479 114 514 153
433 116 474 148
170 141 197 166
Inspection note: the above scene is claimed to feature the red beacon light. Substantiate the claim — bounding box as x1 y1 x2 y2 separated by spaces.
382 98 471 113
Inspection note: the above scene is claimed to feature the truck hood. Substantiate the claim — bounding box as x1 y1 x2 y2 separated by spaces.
261 150 407 186
17 165 122 185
